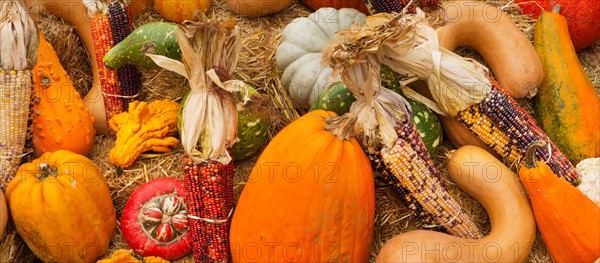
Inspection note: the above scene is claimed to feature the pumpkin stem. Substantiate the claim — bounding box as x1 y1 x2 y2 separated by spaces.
552 4 561 13
525 140 547 168
38 163 57 180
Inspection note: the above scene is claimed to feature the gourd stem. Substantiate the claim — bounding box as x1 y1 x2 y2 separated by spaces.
38 163 57 180
552 4 561 13
525 140 546 168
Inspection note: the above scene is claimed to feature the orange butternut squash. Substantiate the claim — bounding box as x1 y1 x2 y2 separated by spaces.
519 141 600 262
533 5 600 165
32 33 96 157
437 0 543 99
376 145 536 262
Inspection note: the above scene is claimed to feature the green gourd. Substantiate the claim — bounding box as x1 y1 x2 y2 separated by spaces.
311 80 443 156
178 86 269 161
103 22 181 69
309 82 356 115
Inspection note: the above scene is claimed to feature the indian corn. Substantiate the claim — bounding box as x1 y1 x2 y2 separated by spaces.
370 121 482 239
0 1 38 190
108 1 141 108
458 79 577 182
183 156 234 262
90 12 123 127
148 14 242 263
364 0 438 14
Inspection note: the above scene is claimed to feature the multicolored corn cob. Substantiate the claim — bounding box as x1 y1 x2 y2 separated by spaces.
364 0 438 14
90 13 123 126
22 85 35 164
108 1 141 108
0 70 34 190
457 79 577 183
183 155 234 263
369 121 482 239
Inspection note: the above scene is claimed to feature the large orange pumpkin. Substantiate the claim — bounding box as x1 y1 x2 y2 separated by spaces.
230 110 375 262
5 150 117 262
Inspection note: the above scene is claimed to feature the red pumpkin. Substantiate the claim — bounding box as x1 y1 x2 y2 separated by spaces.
300 0 369 14
121 177 191 261
514 0 600 51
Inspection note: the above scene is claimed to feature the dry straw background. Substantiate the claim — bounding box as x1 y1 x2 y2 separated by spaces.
1 0 599 262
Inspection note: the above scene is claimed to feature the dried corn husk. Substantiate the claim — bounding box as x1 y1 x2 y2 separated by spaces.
148 14 244 164
0 0 38 190
324 10 491 117
321 14 412 151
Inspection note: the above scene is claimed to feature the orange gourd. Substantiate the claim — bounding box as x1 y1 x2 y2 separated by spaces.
32 33 96 157
154 0 212 23
24 0 109 135
519 141 600 262
5 150 117 262
230 110 375 262
533 5 600 165
437 0 543 99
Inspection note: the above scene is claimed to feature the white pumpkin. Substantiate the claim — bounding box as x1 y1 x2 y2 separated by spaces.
576 158 600 207
275 7 366 108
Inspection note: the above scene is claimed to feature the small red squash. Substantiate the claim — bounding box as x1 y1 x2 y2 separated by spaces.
230 110 375 262
514 0 600 51
121 177 191 261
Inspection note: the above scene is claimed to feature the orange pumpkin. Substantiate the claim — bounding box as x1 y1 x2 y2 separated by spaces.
519 141 600 262
32 33 96 157
154 0 212 23
230 110 375 262
5 150 117 262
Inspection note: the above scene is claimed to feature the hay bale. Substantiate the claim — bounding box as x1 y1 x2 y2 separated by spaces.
1 0 598 262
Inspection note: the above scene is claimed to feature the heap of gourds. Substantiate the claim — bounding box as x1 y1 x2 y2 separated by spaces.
0 0 598 262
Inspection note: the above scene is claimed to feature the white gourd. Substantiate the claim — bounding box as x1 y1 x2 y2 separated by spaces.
275 7 366 108
576 158 600 206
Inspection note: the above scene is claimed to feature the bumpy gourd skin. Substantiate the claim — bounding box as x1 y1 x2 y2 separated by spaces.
533 9 600 165
109 100 180 168
32 33 96 157
98 249 169 263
